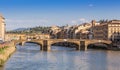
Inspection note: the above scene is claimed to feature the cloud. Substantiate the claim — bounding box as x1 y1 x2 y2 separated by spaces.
71 20 77 23
79 18 86 22
71 18 88 24
88 4 94 7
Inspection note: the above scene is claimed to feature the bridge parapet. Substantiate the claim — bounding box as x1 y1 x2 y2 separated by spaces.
85 40 112 45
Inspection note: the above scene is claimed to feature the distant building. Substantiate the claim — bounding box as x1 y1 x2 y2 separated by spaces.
74 23 92 39
92 20 120 42
0 14 5 41
108 20 120 42
5 33 26 41
92 20 108 40
49 26 61 38
5 33 50 41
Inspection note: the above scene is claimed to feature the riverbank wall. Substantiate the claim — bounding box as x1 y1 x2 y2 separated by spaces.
0 41 16 66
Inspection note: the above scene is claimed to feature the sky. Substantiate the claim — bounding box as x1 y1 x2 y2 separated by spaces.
0 0 120 30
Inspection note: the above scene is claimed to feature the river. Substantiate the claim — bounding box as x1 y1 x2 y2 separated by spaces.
0 43 120 70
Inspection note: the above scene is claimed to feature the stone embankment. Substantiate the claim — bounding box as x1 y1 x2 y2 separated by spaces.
0 41 16 66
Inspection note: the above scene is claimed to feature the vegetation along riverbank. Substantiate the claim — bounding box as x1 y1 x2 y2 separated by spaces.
0 42 16 66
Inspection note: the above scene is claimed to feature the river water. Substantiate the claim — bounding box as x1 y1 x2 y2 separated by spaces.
0 43 120 70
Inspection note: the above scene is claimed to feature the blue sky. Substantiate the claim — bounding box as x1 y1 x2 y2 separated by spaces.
0 0 120 30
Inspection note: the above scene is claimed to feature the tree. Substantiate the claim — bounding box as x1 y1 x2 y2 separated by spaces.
98 19 109 24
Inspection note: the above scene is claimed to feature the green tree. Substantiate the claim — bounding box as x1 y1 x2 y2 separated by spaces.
98 19 109 24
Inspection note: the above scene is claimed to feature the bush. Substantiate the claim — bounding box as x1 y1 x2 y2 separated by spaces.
0 46 9 54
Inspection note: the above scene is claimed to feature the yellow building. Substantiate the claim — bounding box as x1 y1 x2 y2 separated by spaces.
5 33 26 41
92 20 120 41
74 23 92 39
5 33 50 41
50 26 61 38
26 34 50 39
92 23 108 40
0 14 5 41
108 20 120 42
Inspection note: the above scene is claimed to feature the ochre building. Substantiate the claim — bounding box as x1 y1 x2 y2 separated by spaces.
92 20 120 42
0 14 5 41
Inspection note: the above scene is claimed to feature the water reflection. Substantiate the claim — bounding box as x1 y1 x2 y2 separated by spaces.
0 43 120 70
85 50 107 70
106 51 120 70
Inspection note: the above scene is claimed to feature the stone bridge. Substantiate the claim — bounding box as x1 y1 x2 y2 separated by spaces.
13 39 112 51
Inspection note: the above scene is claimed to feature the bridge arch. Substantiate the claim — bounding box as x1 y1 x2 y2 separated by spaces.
51 42 79 49
14 40 44 50
23 41 43 47
85 40 112 50
87 42 111 49
48 39 80 50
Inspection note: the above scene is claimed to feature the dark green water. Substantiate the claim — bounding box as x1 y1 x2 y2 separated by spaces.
0 43 120 70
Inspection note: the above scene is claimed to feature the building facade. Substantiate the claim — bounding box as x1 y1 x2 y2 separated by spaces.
92 20 120 42
49 26 61 39
0 14 5 41
108 20 120 42
92 22 108 40
5 33 50 41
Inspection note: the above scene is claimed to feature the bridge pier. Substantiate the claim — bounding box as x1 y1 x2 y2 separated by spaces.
19 42 25 46
40 45 43 50
80 41 87 51
76 45 80 50
42 45 51 51
42 40 51 51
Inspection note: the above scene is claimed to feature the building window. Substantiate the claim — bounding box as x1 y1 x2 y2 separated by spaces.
112 25 114 26
109 24 111 26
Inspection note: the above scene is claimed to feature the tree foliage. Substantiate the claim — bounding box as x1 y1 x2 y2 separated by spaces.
7 26 50 34
98 19 109 24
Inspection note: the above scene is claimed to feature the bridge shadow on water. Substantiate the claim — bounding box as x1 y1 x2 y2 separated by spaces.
51 42 79 51
16 42 78 52
16 43 41 53
87 43 109 50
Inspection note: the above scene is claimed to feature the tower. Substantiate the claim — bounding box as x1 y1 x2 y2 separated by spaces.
91 20 96 27
91 20 96 39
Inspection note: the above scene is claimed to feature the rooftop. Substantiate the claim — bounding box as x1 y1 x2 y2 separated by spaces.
110 20 120 23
